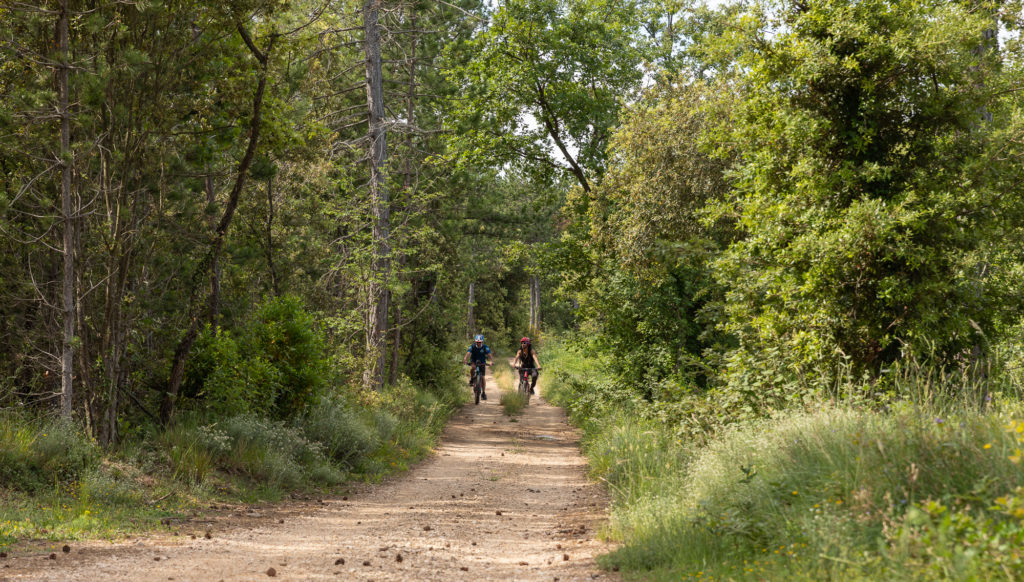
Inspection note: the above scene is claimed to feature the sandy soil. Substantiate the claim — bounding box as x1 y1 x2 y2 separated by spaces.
0 369 620 582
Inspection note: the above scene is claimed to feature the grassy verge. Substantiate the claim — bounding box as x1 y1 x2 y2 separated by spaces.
543 339 1024 580
0 378 461 551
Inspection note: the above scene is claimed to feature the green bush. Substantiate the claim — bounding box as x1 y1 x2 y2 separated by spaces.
296 396 377 467
183 295 328 419
372 410 399 443
244 295 328 418
160 422 226 484
183 326 282 418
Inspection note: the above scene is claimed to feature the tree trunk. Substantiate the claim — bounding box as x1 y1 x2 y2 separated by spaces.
388 10 419 387
266 174 280 296
205 167 220 325
58 0 76 419
529 275 540 334
363 0 390 391
467 282 475 339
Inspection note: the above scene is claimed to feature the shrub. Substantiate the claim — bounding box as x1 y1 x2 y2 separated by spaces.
372 410 399 443
183 295 328 420
243 295 328 418
296 397 376 467
183 326 282 418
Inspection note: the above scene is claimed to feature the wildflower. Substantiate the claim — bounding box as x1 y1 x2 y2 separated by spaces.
984 443 992 450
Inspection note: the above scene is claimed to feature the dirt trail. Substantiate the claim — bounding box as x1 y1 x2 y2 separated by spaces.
1 369 619 581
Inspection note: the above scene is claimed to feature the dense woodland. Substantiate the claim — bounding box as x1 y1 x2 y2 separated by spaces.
4 0 1024 578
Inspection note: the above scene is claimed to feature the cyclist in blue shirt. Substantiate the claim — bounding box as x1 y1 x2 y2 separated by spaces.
463 334 493 400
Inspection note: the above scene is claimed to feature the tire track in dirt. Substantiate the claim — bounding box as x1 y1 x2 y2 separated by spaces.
1 369 619 581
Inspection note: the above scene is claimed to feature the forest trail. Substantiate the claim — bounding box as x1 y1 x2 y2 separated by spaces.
2 368 619 582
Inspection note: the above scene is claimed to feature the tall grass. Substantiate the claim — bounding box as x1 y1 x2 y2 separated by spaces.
500 391 528 416
543 340 1024 580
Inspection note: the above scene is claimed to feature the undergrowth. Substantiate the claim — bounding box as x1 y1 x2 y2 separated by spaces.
543 339 1024 581
0 378 460 550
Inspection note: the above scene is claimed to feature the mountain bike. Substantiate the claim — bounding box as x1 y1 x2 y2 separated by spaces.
515 367 537 405
469 362 487 405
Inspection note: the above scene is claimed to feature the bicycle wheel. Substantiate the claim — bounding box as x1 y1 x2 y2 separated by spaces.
473 375 480 405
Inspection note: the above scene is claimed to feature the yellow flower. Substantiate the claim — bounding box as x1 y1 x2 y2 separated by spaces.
984 443 992 450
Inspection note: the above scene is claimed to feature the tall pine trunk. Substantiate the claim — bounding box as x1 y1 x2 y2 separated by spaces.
363 0 390 391
58 0 76 419
389 10 419 386
529 275 540 335
466 282 475 338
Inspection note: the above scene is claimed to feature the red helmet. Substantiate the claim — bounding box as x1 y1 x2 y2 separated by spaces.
520 337 531 344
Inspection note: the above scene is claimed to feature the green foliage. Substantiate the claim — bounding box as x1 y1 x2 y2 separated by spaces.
712 0 1024 386
445 0 648 189
183 295 327 419
547 76 740 403
218 415 336 489
0 413 99 492
245 295 329 416
183 327 282 418
545 339 1024 580
296 396 377 467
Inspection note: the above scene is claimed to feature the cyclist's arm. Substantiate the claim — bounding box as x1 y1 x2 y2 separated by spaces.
463 351 470 365
533 354 541 369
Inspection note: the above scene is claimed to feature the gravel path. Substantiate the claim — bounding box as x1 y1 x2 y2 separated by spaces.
1 370 619 581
